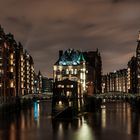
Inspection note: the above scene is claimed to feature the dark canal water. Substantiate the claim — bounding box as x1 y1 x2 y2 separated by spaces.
0 101 140 140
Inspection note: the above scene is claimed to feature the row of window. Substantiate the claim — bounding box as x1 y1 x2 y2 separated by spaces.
56 69 78 75
57 84 74 88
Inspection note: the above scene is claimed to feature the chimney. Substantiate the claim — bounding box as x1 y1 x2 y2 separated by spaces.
59 50 63 59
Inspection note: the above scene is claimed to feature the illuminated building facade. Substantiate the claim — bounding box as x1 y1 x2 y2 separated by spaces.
0 25 35 103
102 32 140 94
103 69 127 93
53 49 102 95
53 49 86 97
116 69 127 92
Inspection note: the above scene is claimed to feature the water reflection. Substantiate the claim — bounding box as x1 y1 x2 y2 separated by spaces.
34 102 39 120
0 101 140 140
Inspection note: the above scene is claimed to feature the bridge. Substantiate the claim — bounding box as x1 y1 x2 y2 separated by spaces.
92 92 138 101
20 93 52 101
84 92 140 112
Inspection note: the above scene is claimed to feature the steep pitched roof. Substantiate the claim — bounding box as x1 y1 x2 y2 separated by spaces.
55 49 85 66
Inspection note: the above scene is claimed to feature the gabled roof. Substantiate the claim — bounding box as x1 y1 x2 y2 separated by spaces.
55 49 85 66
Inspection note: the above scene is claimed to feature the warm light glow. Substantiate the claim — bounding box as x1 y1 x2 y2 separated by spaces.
58 101 62 106
10 81 14 88
54 65 57 71
10 67 13 72
10 54 14 59
75 122 94 140
10 60 13 65
101 109 106 128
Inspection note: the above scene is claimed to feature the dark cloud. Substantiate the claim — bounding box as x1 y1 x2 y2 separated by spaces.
0 0 140 77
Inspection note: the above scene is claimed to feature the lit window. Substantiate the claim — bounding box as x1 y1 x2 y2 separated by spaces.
71 85 73 88
66 69 69 74
66 91 71 97
74 69 77 75
10 54 14 59
10 60 13 65
0 69 2 73
10 81 14 88
71 69 73 74
10 67 13 72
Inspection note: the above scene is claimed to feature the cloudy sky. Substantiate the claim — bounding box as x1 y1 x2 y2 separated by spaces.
0 0 140 77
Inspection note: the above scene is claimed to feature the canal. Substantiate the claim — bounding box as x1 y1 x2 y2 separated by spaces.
0 101 140 140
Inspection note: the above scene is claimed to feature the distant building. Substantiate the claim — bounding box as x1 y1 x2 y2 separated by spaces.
34 72 53 94
42 77 53 93
102 32 140 94
38 71 42 94
102 75 107 93
102 69 127 93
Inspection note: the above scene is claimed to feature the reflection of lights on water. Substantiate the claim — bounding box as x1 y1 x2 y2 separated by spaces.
34 102 40 120
34 102 40 127
58 123 63 139
75 123 94 140
101 109 106 128
21 115 25 129
10 124 15 140
127 106 131 134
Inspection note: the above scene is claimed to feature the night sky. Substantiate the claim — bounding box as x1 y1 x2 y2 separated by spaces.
0 0 140 77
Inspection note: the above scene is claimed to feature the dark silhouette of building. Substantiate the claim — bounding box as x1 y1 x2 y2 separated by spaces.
127 32 140 93
136 33 140 93
42 77 53 93
83 49 102 94
52 79 78 117
127 56 137 93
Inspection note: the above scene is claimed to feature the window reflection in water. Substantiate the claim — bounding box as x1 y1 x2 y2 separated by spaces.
1 101 140 140
52 116 95 140
33 102 40 127
34 102 39 120
101 107 106 128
